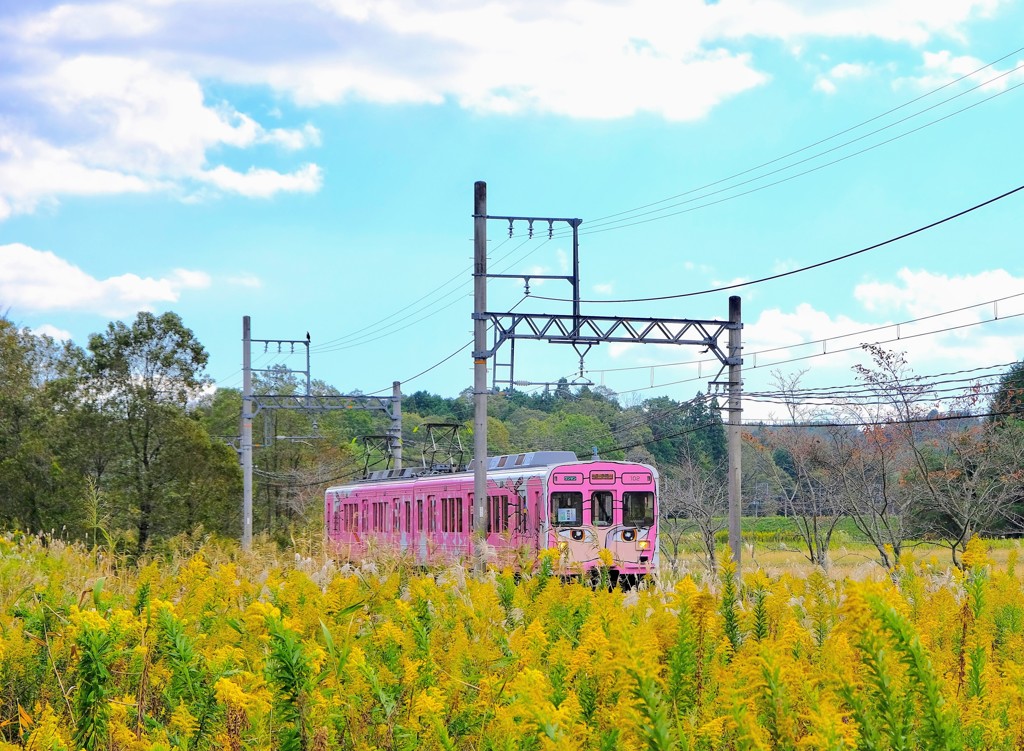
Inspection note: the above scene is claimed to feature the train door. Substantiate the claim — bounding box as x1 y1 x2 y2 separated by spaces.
531 478 545 554
402 499 412 551
415 496 426 564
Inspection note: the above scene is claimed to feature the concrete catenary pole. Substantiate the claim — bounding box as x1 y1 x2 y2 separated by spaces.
727 296 743 569
391 381 402 470
241 316 254 551
473 181 489 550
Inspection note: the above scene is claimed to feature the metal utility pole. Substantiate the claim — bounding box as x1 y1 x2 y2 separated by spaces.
242 316 254 551
391 380 403 470
473 181 488 544
239 318 402 549
727 296 743 568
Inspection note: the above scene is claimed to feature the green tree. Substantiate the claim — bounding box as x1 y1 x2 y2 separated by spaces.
0 319 88 534
992 361 1024 422
83 311 212 553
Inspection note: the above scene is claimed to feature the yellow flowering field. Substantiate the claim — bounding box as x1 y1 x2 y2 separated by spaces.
2 533 1023 750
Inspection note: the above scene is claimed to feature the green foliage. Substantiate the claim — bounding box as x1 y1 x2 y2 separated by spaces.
74 623 114 751
719 562 743 658
991 360 1024 422
869 596 962 751
0 312 241 551
630 669 679 751
266 617 313 751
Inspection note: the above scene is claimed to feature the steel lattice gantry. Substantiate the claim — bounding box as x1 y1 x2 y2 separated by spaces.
250 393 397 417
481 311 736 367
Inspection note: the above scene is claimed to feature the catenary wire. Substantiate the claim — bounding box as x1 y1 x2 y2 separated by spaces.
584 46 1024 226
363 296 531 395
597 405 1024 456
303 49 1024 360
313 238 551 354
574 64 1024 234
603 311 1024 396
589 292 1024 375
294 49 1024 366
530 175 1024 304
310 235 511 350
534 69 1024 244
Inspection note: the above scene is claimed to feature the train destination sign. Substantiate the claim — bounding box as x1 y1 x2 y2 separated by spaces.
622 472 653 484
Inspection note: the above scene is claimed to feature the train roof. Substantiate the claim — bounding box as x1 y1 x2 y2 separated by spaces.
326 452 659 494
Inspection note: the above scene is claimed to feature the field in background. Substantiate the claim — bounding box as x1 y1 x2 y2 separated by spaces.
2 531 1023 750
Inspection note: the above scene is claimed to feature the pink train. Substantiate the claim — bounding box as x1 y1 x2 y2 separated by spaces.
324 451 660 578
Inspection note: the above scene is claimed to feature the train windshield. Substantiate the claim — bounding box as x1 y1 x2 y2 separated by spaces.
592 491 613 527
551 492 583 526
623 492 654 527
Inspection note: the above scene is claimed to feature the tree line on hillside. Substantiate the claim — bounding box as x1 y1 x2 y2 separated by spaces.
2 311 1023 569
660 347 1024 573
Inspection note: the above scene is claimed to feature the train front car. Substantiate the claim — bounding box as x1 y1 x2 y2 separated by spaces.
546 460 659 581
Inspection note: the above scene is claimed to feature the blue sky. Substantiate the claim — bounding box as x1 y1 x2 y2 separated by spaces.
1 0 1022 421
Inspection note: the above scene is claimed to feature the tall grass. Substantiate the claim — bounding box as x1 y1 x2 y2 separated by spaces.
1 531 1023 749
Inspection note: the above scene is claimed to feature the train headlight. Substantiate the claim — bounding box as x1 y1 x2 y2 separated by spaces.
637 540 649 550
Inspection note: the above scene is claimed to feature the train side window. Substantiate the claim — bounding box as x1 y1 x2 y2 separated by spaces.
592 492 613 527
405 501 411 532
441 499 447 532
488 495 508 534
551 492 583 526
417 499 423 531
429 497 436 533
457 498 464 532
623 492 655 527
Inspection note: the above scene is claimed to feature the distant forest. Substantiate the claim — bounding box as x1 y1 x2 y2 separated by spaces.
2 310 1023 570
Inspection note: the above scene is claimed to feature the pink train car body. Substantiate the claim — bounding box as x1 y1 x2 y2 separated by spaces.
324 451 659 576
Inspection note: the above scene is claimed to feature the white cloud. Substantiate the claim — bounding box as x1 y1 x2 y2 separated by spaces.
556 249 569 274
0 54 322 219
814 60 872 94
593 283 615 295
199 164 323 198
0 0 1006 218
32 323 72 341
17 2 160 41
814 77 838 95
855 268 1023 317
708 0 1000 45
831 62 870 79
227 273 263 288
0 242 210 316
894 50 1024 91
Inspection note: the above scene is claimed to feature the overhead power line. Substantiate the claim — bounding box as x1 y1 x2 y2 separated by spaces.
605 309 1024 397
569 66 1024 238
591 292 1024 375
585 46 1024 228
599 405 1024 456
600 361 1016 443
308 47 1024 359
532 181 1024 305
